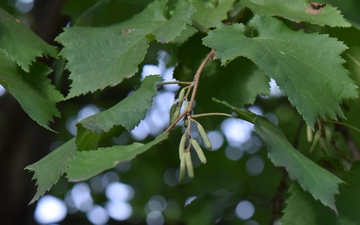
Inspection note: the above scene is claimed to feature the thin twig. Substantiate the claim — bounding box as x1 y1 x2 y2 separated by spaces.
269 169 288 225
323 120 360 134
156 81 192 87
192 112 233 119
163 49 215 133
334 124 360 160
188 49 215 111
330 140 353 163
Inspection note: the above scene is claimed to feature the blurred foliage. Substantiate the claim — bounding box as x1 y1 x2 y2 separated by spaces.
1 0 360 224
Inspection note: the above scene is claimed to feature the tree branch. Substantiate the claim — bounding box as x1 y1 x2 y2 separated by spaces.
163 49 215 133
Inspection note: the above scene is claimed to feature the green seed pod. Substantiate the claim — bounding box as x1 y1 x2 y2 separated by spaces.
319 138 329 156
185 152 194 179
169 103 177 122
178 88 186 102
197 123 212 149
324 125 332 147
170 105 181 124
183 100 189 111
309 130 321 153
179 154 186 183
306 125 313 142
191 138 207 164
179 133 186 160
183 118 189 127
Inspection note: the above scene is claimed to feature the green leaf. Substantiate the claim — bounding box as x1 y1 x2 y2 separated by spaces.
240 0 350 27
0 50 63 131
181 185 249 225
344 47 360 88
191 0 236 31
70 0 140 26
76 125 123 151
25 139 77 204
317 0 360 29
197 57 270 113
174 34 269 128
56 0 195 98
214 99 344 213
283 161 360 224
253 116 344 213
66 133 168 181
77 75 162 133
0 7 57 71
203 16 358 126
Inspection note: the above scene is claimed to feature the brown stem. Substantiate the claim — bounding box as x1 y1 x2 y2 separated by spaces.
163 49 215 133
269 169 288 225
335 124 360 160
330 140 354 163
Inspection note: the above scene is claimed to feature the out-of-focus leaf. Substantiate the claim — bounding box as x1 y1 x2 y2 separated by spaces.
0 50 63 131
77 75 161 133
214 99 344 213
191 0 236 31
344 47 360 88
0 7 57 71
72 0 140 26
174 33 269 128
203 16 358 127
240 0 350 27
75 125 123 151
197 57 270 113
283 161 360 224
66 133 168 181
181 185 249 225
56 0 195 98
25 139 77 204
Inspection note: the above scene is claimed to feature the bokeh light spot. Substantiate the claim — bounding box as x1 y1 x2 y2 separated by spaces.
146 211 165 225
225 145 244 161
221 118 253 146
105 182 134 202
71 182 93 212
235 200 255 220
87 205 109 224
246 155 264 176
163 168 178 187
106 201 132 221
34 195 67 224
206 130 224 151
